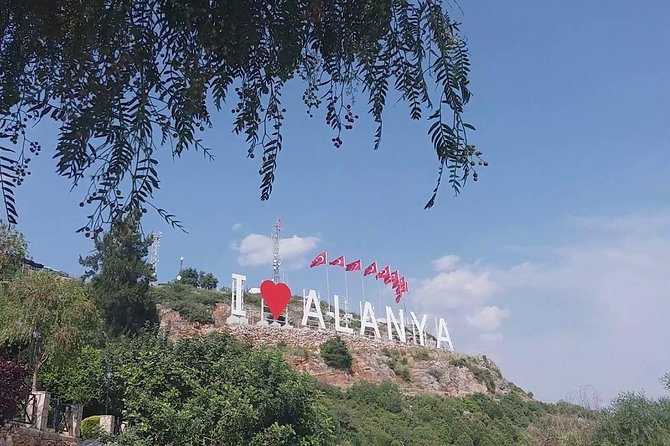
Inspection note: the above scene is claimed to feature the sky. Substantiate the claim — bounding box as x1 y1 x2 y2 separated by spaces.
13 1 670 404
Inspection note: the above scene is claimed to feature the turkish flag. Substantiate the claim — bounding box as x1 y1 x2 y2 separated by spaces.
310 252 327 268
363 262 377 276
376 265 390 280
399 277 407 292
345 259 361 271
330 255 345 267
391 270 400 288
395 291 403 303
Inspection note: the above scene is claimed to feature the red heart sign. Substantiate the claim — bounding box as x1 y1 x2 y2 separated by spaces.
260 280 292 320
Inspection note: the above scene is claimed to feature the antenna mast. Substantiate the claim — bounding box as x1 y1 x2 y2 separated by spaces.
272 219 281 283
149 231 162 280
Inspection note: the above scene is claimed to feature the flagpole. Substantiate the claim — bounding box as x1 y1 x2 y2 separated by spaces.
325 262 331 312
376 279 381 313
361 272 365 304
343 268 349 305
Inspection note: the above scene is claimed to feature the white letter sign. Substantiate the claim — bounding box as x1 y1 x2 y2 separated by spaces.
333 295 353 334
301 289 326 329
359 301 381 339
385 306 406 343
226 273 249 325
410 312 427 346
436 317 454 351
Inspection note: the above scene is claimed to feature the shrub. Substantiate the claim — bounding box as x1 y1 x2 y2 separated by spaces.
320 337 353 371
428 367 443 382
0 355 29 425
293 347 311 360
347 382 403 413
449 358 468 368
472 368 496 393
81 415 101 439
168 300 214 324
151 283 228 324
413 349 431 361
117 332 334 445
383 349 411 382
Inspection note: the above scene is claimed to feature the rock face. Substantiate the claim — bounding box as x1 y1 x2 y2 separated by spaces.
158 303 524 399
0 425 78 446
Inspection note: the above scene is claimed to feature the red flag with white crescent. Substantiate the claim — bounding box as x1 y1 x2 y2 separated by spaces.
376 265 390 280
363 261 377 276
399 276 407 292
345 259 362 271
310 252 327 268
329 255 345 267
395 288 403 303
391 270 400 288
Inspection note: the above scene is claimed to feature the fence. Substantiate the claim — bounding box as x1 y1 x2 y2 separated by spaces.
12 392 37 426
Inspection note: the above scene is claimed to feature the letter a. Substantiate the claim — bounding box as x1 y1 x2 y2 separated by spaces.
360 301 381 339
436 317 454 351
301 289 326 329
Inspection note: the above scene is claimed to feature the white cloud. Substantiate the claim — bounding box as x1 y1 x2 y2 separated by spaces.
433 254 460 271
417 267 497 310
413 255 505 347
480 211 670 403
466 306 510 332
231 223 242 231
233 233 319 269
410 211 670 404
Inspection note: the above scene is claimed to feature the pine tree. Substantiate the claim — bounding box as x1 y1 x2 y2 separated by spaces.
80 216 156 336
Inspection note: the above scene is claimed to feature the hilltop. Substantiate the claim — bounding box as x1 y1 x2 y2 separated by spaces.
152 283 529 400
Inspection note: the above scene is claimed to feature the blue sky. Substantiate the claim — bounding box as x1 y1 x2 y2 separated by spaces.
14 1 670 404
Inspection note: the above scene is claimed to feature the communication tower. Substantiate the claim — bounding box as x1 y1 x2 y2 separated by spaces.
149 231 162 279
176 256 184 281
272 219 281 283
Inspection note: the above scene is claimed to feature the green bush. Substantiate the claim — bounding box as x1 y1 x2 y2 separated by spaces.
81 415 101 439
449 357 496 393
449 357 468 368
320 337 353 371
592 392 670 446
168 300 214 324
472 367 496 393
413 349 431 361
150 283 228 324
347 382 403 413
115 332 335 445
383 349 411 382
428 367 443 382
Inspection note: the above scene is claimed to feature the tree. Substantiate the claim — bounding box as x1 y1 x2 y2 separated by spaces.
198 271 218 290
0 354 29 425
320 337 353 371
0 221 27 281
0 0 486 231
0 270 99 389
178 267 200 287
593 392 670 446
116 332 335 445
80 216 157 336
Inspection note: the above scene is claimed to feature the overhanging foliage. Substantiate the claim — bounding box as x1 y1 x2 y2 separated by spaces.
0 0 485 232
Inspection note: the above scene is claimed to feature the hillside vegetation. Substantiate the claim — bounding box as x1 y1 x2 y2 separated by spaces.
2 224 669 446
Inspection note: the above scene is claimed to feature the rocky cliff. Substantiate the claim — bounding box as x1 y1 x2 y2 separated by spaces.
158 300 528 400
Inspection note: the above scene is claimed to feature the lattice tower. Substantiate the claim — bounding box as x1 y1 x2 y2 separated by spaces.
149 231 162 279
272 219 281 283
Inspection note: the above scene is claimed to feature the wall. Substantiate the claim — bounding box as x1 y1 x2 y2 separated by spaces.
0 425 78 446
